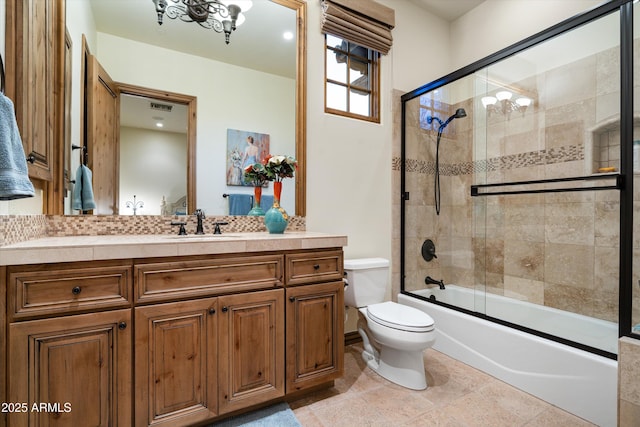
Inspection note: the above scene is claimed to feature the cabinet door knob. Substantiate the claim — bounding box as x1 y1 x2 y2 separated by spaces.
222 306 228 312
208 308 216 315
313 264 320 270
118 322 127 330
289 296 295 302
72 286 82 295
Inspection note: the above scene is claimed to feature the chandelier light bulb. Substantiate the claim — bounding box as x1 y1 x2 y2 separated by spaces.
234 12 246 27
481 96 497 108
495 90 513 101
515 97 532 107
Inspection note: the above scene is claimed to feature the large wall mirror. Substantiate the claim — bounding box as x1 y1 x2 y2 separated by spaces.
64 0 306 216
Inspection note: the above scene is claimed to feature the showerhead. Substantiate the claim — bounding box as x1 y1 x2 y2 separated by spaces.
444 108 467 126
426 108 467 131
453 108 467 119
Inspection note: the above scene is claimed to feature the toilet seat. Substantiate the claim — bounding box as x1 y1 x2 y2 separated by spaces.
366 301 434 333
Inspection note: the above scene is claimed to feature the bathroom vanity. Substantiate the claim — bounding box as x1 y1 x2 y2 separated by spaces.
0 232 346 426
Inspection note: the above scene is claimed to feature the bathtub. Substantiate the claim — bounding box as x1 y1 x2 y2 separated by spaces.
398 285 618 427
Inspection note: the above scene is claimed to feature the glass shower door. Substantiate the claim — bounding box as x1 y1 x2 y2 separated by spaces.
402 5 623 356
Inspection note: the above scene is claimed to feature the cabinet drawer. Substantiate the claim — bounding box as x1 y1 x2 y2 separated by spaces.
135 254 284 303
285 250 344 286
8 262 132 320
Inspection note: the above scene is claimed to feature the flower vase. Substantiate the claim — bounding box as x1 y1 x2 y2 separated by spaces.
247 185 265 216
264 181 289 234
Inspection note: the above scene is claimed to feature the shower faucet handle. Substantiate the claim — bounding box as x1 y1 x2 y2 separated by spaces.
421 239 437 261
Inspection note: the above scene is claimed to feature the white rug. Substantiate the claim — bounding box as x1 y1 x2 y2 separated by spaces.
209 402 302 427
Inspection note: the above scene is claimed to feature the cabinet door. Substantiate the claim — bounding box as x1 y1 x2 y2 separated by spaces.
8 309 132 427
5 0 65 181
135 298 218 427
286 281 344 393
218 289 284 414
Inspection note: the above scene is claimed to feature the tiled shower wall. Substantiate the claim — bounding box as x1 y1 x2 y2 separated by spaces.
398 46 623 324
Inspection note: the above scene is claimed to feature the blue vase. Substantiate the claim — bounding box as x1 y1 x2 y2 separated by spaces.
264 182 288 233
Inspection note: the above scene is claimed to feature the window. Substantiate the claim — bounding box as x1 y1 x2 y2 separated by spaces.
325 35 380 123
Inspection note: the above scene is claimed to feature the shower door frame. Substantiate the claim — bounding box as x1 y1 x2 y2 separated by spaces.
400 0 635 360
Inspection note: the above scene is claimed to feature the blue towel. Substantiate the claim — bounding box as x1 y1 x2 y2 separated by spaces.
72 165 96 211
260 195 274 209
228 193 252 215
0 93 35 200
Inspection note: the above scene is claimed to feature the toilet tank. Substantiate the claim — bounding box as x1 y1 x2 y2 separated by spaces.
343 258 389 308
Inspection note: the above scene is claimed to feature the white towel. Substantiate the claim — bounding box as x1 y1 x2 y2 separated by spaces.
0 93 35 200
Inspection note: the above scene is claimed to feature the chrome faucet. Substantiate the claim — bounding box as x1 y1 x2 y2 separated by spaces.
194 209 205 234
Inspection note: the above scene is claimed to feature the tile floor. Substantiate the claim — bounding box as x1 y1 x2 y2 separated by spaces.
289 343 596 427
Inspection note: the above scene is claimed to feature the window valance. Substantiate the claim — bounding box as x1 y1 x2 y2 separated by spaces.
321 0 395 55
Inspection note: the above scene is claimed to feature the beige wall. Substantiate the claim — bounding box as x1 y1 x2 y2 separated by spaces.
119 127 188 215
450 0 603 70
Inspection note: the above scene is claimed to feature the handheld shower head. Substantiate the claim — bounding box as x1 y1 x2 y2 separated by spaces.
442 108 467 129
426 107 467 216
453 108 467 119
426 108 467 131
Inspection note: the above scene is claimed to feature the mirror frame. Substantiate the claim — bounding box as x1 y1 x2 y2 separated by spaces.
278 0 306 217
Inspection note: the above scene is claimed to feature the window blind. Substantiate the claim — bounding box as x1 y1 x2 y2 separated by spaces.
321 0 395 55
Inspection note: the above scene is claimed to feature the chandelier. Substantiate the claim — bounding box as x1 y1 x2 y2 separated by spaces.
152 0 253 45
481 90 532 118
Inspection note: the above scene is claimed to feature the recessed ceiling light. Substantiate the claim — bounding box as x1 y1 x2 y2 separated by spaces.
283 31 294 41
156 122 164 128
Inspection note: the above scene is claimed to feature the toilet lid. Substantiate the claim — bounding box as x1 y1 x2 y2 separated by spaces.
367 301 434 332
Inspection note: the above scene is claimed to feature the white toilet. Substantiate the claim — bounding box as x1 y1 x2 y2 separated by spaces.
344 258 436 390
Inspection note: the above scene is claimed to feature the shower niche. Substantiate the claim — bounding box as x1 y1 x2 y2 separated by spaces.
588 120 621 174
586 118 640 175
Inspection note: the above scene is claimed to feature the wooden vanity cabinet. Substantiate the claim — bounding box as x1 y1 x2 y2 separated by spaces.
4 260 134 427
2 247 344 427
218 289 285 414
285 281 344 393
8 309 133 427
135 298 218 427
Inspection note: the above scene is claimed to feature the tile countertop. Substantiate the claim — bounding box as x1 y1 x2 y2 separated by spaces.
0 232 349 266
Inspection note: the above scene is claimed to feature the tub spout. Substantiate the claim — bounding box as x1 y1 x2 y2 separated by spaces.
425 276 446 290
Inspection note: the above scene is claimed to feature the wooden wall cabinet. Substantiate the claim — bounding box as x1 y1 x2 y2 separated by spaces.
3 248 344 427
5 0 65 182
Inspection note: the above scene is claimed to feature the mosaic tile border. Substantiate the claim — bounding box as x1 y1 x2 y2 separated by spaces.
394 144 584 175
1 214 305 247
0 215 48 246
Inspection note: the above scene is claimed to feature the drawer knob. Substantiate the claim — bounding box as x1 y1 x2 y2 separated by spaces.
313 264 320 270
118 322 127 330
209 308 216 315
72 286 82 295
222 306 228 312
